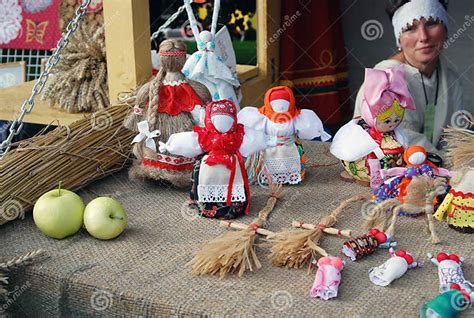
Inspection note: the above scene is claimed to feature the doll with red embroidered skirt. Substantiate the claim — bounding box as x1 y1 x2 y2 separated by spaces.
127 39 211 188
158 99 276 219
330 65 415 187
374 145 451 207
434 127 474 233
237 86 331 185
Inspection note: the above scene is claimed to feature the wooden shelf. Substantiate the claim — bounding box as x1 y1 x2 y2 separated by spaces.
0 81 87 125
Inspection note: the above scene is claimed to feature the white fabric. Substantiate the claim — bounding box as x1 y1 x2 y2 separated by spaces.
132 121 161 152
162 79 187 86
211 115 234 133
330 120 383 161
240 126 273 157
369 256 408 286
453 169 474 193
190 105 205 127
158 131 203 158
354 58 466 152
270 100 290 112
197 184 245 203
261 155 302 185
436 260 473 294
392 0 449 47
294 109 332 141
408 152 427 165
310 264 342 300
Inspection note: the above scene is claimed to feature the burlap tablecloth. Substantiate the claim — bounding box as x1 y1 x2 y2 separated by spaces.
1 141 473 317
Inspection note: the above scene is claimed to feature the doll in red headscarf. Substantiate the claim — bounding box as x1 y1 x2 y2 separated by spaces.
238 86 331 185
159 99 275 219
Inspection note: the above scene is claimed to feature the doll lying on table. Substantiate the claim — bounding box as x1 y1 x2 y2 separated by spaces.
238 86 331 185
159 99 276 219
330 65 415 187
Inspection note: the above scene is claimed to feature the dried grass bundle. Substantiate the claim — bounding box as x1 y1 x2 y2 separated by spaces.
0 249 47 299
42 23 108 112
267 194 369 269
443 127 474 171
187 184 283 278
0 105 134 225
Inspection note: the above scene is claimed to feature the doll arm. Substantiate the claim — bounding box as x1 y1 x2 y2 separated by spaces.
435 167 452 178
426 253 440 266
380 167 408 179
184 0 200 41
190 105 206 127
237 107 267 131
239 127 276 157
433 193 453 221
158 131 204 157
294 109 331 141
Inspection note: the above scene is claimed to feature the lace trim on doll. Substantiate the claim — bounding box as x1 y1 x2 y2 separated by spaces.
197 184 246 203
260 171 302 185
162 79 187 86
260 156 302 184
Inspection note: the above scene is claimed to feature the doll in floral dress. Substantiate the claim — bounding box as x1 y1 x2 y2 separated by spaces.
238 86 331 185
159 99 275 219
330 65 415 186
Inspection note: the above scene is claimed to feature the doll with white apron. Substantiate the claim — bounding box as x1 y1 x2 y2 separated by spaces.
159 99 274 219
238 86 331 185
330 65 415 187
369 248 420 286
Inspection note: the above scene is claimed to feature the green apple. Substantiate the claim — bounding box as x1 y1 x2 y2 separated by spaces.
83 197 127 240
33 186 85 239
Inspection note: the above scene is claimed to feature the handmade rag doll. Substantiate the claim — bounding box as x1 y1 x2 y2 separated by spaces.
369 248 420 286
427 252 474 303
238 86 331 185
182 0 241 107
374 145 451 206
126 39 211 188
341 229 396 261
434 127 474 233
159 99 275 219
420 289 468 318
330 65 415 185
310 256 344 300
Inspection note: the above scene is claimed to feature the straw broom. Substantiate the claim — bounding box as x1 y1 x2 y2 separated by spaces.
0 105 135 225
266 193 370 269
187 184 284 278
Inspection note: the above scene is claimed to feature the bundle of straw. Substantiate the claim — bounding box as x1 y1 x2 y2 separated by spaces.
267 194 370 269
187 184 283 278
443 126 474 171
0 249 47 299
0 105 135 225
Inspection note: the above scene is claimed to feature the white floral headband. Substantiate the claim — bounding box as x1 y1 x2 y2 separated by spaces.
392 0 449 47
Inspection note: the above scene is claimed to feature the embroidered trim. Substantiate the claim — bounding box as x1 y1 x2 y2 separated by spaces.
449 189 474 199
260 156 302 184
197 184 246 203
143 154 195 171
162 79 187 86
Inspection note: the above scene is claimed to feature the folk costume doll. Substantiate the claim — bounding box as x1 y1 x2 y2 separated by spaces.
159 99 275 219
330 65 415 186
127 39 211 188
369 248 420 287
182 0 241 107
341 228 396 261
420 290 468 318
374 145 451 207
310 256 344 300
434 127 474 233
238 86 331 185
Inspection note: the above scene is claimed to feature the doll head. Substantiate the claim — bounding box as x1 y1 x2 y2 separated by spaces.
206 99 237 133
259 86 301 123
317 256 344 270
159 39 187 72
403 145 428 166
361 65 415 128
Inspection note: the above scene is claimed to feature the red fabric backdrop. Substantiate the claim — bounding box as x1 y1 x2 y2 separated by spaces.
278 1 351 126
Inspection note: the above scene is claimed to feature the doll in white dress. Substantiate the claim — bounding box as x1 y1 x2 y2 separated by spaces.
238 86 331 185
159 99 275 219
330 65 415 186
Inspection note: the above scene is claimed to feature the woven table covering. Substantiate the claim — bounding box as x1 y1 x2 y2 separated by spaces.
1 141 473 317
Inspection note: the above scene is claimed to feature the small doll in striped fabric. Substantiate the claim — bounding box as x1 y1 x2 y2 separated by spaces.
341 229 396 261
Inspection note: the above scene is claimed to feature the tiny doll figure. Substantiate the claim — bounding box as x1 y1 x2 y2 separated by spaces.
341 229 396 261
427 252 473 302
420 289 468 318
369 248 420 287
330 65 415 185
126 39 211 188
310 256 344 300
434 127 474 233
182 0 241 107
238 86 331 185
159 99 275 219
374 145 451 207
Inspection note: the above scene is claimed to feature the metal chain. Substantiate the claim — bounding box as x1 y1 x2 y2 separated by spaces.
0 0 91 160
150 4 187 41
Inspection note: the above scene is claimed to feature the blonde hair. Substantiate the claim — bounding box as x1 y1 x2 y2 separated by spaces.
376 100 405 122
